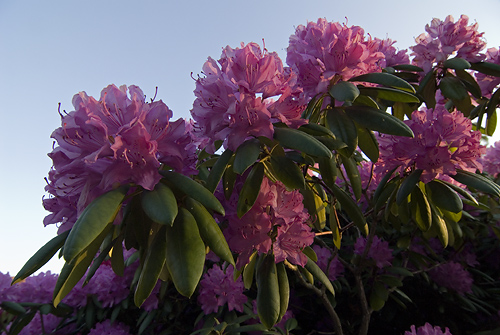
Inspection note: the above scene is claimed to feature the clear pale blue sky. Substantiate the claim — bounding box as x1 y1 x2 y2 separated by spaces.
1 0 499 275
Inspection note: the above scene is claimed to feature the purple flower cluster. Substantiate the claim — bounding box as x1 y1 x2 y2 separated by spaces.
475 47 500 98
43 84 197 233
376 106 485 183
221 176 315 268
287 18 402 98
312 245 344 281
191 43 306 153
410 15 486 72
481 140 500 177
429 261 474 295
354 236 393 268
87 319 132 335
197 264 247 314
405 322 453 335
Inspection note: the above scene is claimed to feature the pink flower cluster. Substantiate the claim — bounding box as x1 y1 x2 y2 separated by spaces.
354 236 393 268
475 47 500 98
221 176 315 268
287 18 403 98
376 106 485 183
43 84 197 233
405 322 453 335
429 261 474 295
197 264 247 314
481 140 500 177
191 43 306 153
410 15 486 72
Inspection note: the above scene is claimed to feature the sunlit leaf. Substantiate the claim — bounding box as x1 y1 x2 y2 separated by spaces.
276 262 290 323
411 186 432 232
341 155 362 201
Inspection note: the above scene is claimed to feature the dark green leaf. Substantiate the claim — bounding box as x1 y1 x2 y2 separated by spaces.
411 186 432 232
12 230 69 285
63 186 128 263
329 81 360 102
141 183 178 226
234 139 261 175
331 184 368 235
134 226 167 307
237 162 264 218
243 252 258 289
329 203 342 249
471 61 500 77
426 180 463 213
319 156 338 189
418 70 437 109
350 72 415 93
359 87 420 103
7 310 36 335
451 170 500 197
304 256 335 295
396 169 423 205
391 64 424 72
431 204 449 247
344 106 414 137
0 301 27 315
256 254 280 329
341 155 362 201
439 76 469 100
160 171 225 215
270 155 305 190
165 208 206 297
357 127 379 163
325 108 358 157
370 281 388 311
455 69 482 99
185 197 234 266
276 262 290 323
206 149 233 193
299 123 336 137
373 168 397 203
111 237 124 277
443 58 471 70
273 126 332 158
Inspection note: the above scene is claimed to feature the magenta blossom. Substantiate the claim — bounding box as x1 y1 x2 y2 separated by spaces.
43 84 197 233
286 18 386 98
87 320 132 335
221 176 314 268
405 322 453 335
410 15 486 72
197 264 247 314
429 261 474 295
376 106 484 183
475 47 500 98
312 246 344 281
191 43 306 152
354 236 393 268
481 140 500 177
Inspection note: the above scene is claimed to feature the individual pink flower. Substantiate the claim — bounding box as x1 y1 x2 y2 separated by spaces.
44 84 197 233
191 43 306 153
286 18 385 98
410 15 486 72
429 261 474 295
475 47 500 98
221 177 314 268
405 322 453 335
376 106 485 183
197 264 247 314
312 246 344 281
481 140 500 177
354 236 393 268
88 319 132 335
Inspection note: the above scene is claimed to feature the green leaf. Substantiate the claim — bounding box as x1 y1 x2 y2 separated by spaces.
357 127 379 163
396 169 423 205
111 237 124 277
273 126 332 158
443 58 471 70
276 262 290 323
318 156 338 189
418 70 437 109
344 106 414 137
243 252 258 289
455 69 482 99
298 123 336 137
0 301 27 315
134 226 167 307
329 203 342 249
331 184 368 235
434 179 477 205
341 155 362 201
486 110 497 136
185 197 234 266
160 171 225 215
206 149 233 193
373 168 397 202
7 310 36 335
165 208 206 297
426 180 463 213
63 186 128 263
302 246 318 262
12 230 69 285
270 155 305 190
391 64 424 72
411 186 432 232
304 256 335 295
233 139 261 175
359 87 420 103
471 61 500 77
451 170 500 197
141 183 178 226
237 162 264 218
439 76 469 100
350 72 415 93
431 205 449 248
329 81 360 102
325 108 358 157
370 281 388 311
256 254 280 329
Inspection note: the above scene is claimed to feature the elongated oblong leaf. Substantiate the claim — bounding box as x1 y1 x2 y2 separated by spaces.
396 169 422 205
359 87 420 103
185 197 234 266
273 126 332 158
426 180 463 213
329 81 360 102
270 155 305 190
206 149 233 193
344 106 414 137
256 254 280 329
443 58 471 70
161 171 225 215
471 61 500 77
234 139 261 175
237 162 264 218
350 72 415 93
303 256 335 295
141 183 178 226
276 262 290 323
165 208 206 297
326 108 358 157
411 186 432 232
357 126 379 163
439 76 469 100
451 170 500 197
341 155 362 201
12 230 69 285
331 184 368 235
63 186 128 263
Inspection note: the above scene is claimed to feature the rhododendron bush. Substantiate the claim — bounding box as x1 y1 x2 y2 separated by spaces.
2 14 500 335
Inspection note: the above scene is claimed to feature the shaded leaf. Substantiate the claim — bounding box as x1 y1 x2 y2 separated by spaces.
206 149 233 193
396 169 423 205
439 76 469 100
350 72 415 93
276 262 290 323
329 81 360 102
341 155 362 201
344 106 414 137
270 155 305 190
391 64 424 72
451 170 500 197
471 61 500 77
256 254 280 329
359 87 420 103
234 139 261 175
357 127 379 163
443 58 471 70
273 126 332 158
141 183 178 226
304 256 335 295
237 162 264 218
426 180 463 213
325 108 358 157
331 184 368 235
411 186 432 232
